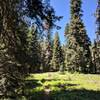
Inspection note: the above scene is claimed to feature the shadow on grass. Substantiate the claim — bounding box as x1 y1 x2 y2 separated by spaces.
24 79 42 89
23 88 100 100
1 78 100 100
23 80 100 100
40 78 72 83
50 89 100 100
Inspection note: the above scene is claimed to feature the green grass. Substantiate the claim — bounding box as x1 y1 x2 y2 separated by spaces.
23 72 100 100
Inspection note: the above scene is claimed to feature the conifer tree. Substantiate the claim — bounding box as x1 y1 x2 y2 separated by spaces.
65 0 92 73
64 23 70 46
42 31 52 72
51 32 63 71
0 0 29 97
0 0 59 98
59 45 65 72
27 25 41 72
92 0 100 73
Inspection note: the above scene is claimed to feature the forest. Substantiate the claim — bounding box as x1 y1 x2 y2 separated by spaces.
0 0 100 100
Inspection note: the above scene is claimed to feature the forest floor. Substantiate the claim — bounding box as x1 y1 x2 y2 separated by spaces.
23 72 100 100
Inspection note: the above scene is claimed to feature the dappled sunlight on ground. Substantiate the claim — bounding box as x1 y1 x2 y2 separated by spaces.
22 72 100 100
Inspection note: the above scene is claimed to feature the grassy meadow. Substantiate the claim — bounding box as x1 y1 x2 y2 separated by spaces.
21 72 100 100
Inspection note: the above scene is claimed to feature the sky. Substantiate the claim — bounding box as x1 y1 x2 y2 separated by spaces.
50 0 97 44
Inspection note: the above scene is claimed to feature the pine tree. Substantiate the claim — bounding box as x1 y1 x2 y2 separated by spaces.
0 0 29 97
42 31 52 72
0 0 59 98
39 40 46 71
27 25 41 72
92 0 100 73
51 32 63 71
64 23 70 46
59 45 65 72
65 0 92 73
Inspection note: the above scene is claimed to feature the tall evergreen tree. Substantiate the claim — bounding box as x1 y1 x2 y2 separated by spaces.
51 32 63 71
0 0 60 98
27 25 41 72
42 31 52 72
92 0 100 73
65 0 92 73
64 23 70 46
0 0 29 98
